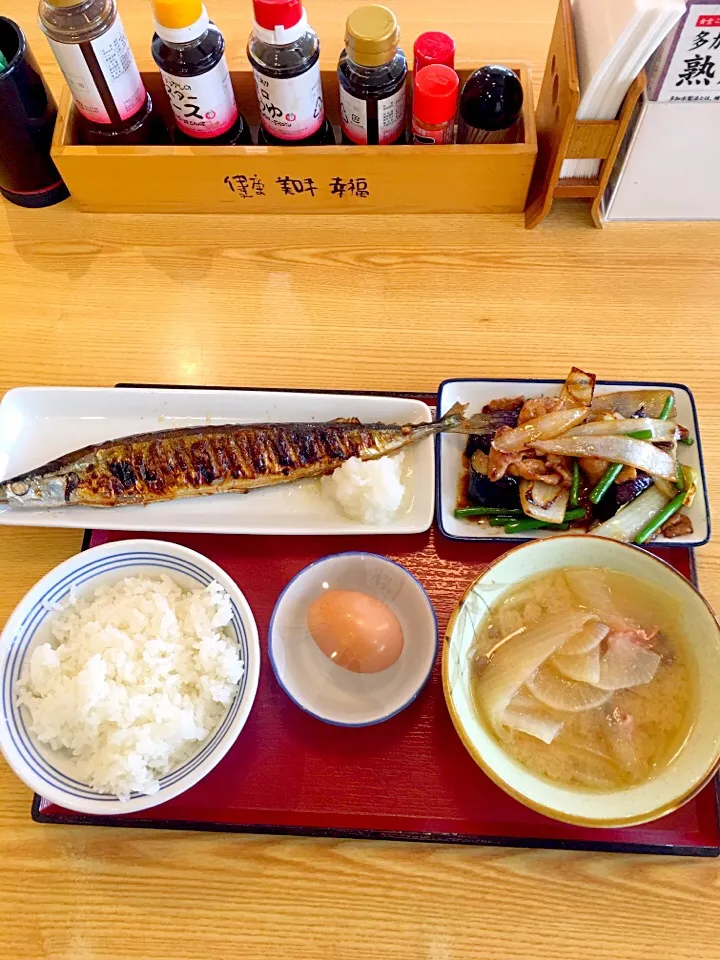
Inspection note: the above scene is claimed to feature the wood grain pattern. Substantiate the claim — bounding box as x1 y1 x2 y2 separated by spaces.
2 2 720 959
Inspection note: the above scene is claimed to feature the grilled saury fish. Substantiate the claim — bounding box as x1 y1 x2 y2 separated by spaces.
0 402 492 509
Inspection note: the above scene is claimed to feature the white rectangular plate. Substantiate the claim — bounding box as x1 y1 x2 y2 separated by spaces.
438 378 710 547
0 387 435 536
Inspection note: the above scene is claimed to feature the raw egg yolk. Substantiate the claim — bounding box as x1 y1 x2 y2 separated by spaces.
307 590 404 674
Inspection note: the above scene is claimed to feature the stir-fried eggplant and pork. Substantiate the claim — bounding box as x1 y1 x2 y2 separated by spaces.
456 368 696 543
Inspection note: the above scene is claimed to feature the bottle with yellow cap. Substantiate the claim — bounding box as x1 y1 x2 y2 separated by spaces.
151 0 251 144
338 4 407 145
38 0 156 145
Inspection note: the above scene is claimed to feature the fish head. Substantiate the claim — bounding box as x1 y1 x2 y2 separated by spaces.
0 474 69 508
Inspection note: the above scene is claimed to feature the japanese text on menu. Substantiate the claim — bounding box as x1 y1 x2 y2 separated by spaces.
659 5 720 101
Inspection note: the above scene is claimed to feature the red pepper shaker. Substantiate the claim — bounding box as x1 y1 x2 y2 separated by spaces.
413 31 455 74
411 63 458 144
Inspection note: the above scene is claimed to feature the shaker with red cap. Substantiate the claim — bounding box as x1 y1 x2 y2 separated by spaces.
411 64 459 144
413 31 455 75
247 0 335 146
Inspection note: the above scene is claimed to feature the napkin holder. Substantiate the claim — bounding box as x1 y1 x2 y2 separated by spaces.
525 0 647 229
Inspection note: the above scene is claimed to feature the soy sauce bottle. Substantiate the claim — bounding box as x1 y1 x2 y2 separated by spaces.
39 0 156 145
338 5 407 145
151 0 251 145
247 0 335 146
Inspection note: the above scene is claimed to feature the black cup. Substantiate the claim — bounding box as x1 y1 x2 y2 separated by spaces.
0 17 69 208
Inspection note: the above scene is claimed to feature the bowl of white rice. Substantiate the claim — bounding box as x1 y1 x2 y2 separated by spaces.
0 539 260 815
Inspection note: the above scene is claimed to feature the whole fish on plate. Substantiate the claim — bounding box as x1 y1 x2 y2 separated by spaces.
0 403 497 509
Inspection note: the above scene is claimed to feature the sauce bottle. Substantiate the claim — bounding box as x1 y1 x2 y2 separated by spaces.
151 0 251 145
247 0 334 147
456 65 524 145
411 64 458 144
38 0 156 145
338 5 407 145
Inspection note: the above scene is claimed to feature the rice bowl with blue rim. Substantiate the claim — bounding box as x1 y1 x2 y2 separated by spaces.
0 539 260 815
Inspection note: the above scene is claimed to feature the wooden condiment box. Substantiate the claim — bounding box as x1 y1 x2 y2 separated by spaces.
51 62 536 215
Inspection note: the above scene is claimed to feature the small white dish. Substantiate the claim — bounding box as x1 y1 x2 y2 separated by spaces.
269 552 438 726
0 539 260 816
444 535 720 827
437 377 709 546
0 386 435 536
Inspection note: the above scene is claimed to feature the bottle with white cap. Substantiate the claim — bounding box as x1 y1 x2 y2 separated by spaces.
247 0 335 146
151 0 251 144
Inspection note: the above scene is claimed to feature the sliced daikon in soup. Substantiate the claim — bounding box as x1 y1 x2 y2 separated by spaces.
596 632 661 690
503 708 564 744
552 645 601 684
474 611 595 733
527 664 612 712
565 568 629 629
469 567 694 791
558 621 609 656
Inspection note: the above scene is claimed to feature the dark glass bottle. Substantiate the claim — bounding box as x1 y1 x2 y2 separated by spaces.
338 5 407 146
152 0 251 145
248 0 335 147
38 0 156 146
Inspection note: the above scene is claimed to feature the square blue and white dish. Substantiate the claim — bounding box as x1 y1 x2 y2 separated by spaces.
437 378 710 547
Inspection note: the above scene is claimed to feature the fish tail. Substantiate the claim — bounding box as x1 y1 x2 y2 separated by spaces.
437 402 498 435
439 401 469 430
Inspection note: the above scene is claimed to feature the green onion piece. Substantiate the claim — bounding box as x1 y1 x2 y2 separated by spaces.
634 492 686 545
505 519 570 533
454 506 524 519
569 459 580 507
564 508 587 522
676 463 685 492
659 395 675 421
590 463 624 504
0 50 7 71
626 429 653 440
678 436 694 446
489 516 521 527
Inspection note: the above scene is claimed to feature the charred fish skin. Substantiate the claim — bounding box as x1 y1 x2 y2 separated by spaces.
0 404 473 510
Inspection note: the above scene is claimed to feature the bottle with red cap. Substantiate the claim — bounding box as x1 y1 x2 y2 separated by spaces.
411 64 458 144
247 0 335 146
413 31 455 76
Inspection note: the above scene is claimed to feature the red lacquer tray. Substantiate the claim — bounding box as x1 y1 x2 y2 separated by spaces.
32 384 720 856
34 527 720 856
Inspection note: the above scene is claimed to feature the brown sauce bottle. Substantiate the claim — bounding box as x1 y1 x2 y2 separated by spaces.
151 0 251 145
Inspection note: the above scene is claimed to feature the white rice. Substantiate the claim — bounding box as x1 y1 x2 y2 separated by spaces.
322 452 406 524
17 575 243 800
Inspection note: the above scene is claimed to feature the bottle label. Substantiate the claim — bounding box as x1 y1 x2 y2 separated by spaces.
161 56 238 139
252 61 324 141
339 87 368 144
378 85 406 144
48 14 146 124
411 119 454 144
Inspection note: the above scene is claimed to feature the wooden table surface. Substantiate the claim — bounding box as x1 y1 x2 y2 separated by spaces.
2 1 720 957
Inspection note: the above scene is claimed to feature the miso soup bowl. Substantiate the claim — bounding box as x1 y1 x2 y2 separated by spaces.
443 536 720 828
